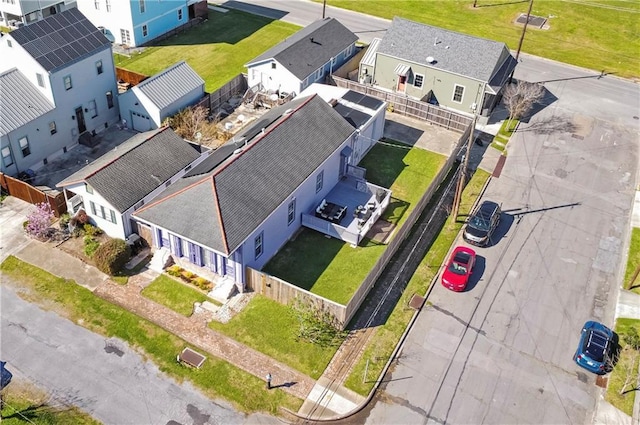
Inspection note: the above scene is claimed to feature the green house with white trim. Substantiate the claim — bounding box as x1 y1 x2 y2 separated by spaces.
359 17 517 118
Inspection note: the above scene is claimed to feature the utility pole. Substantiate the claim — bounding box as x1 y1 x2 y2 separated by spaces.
322 0 327 19
451 111 477 221
509 0 533 84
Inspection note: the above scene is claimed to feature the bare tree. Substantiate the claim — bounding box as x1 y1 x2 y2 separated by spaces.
163 106 219 145
503 81 545 131
619 348 639 395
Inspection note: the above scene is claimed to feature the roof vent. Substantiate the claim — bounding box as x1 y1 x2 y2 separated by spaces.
426 56 435 64
233 148 243 155
328 98 338 107
283 108 293 115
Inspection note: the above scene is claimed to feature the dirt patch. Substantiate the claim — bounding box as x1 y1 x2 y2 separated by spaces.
57 232 110 265
367 219 395 244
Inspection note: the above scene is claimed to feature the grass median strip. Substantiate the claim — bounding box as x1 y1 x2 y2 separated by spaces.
624 227 640 294
344 169 491 395
0 257 302 414
605 318 640 416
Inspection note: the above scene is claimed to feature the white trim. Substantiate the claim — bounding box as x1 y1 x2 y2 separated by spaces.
452 84 465 103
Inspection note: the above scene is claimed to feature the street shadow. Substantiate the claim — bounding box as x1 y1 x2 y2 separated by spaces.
518 85 559 124
516 115 577 135
375 375 412 384
464 255 485 292
532 70 615 85
220 0 289 20
506 202 582 217
476 0 529 7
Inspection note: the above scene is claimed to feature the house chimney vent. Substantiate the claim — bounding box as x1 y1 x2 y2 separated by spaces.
426 56 435 64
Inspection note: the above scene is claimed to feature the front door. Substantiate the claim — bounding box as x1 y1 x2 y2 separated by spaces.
397 75 407 92
75 106 86 133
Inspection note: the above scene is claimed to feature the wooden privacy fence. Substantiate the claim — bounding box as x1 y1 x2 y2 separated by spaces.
0 173 67 217
332 76 472 133
246 123 472 328
116 67 148 86
194 74 248 115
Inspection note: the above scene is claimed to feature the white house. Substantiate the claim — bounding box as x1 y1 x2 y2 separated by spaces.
118 61 205 131
0 0 73 28
245 17 359 97
57 127 210 240
0 8 120 177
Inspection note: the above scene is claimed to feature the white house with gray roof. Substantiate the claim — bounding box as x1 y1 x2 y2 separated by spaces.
359 17 517 117
245 17 359 97
0 0 72 28
57 127 209 240
132 92 390 290
0 8 120 177
118 61 205 132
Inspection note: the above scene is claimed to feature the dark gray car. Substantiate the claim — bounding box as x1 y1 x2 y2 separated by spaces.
463 200 501 246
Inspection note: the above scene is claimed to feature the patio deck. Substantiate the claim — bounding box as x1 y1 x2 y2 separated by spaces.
302 174 391 246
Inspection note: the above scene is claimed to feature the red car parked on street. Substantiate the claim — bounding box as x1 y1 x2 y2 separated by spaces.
441 246 476 292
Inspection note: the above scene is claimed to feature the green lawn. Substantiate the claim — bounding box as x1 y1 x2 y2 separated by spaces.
605 318 640 416
624 227 640 294
0 256 302 415
345 169 491 395
114 9 299 92
141 274 211 316
1 380 100 424
264 143 447 305
323 0 639 80
491 118 518 152
209 295 336 379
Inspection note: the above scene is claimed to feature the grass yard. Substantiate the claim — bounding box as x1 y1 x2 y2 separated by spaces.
209 295 336 379
0 256 302 415
141 274 211 316
114 9 299 92
491 118 518 152
264 143 446 305
0 379 100 424
605 318 640 416
323 0 640 80
345 169 491 395
624 227 640 294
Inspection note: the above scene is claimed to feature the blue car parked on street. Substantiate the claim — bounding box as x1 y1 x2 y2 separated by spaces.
573 321 614 375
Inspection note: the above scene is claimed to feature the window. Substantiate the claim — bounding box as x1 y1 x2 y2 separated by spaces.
89 201 96 215
139 0 145 13
96 60 103 75
345 44 353 57
165 180 172 188
287 199 296 225
271 62 276 69
94 0 99 10
120 29 130 45
63 75 72 90
85 183 93 194
106 91 114 108
331 56 337 66
7 39 11 48
414 74 424 88
49 121 57 135
2 147 13 167
18 136 30 157
177 9 182 20
90 200 117 223
109 210 117 223
316 171 324 193
36 73 44 87
254 232 263 260
106 0 111 11
453 84 465 103
142 24 148 37
89 99 97 118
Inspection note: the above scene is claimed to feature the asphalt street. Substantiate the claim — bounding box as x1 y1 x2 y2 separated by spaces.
0 284 276 425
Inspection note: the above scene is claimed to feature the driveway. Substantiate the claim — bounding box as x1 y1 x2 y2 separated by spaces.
0 196 35 263
0 284 276 425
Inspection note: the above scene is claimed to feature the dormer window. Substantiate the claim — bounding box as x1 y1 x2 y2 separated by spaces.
271 62 276 69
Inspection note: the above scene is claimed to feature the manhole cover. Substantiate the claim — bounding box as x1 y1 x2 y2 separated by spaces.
409 294 425 310
516 13 547 29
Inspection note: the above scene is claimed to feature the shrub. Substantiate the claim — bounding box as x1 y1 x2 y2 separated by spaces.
59 213 71 229
70 209 90 228
83 224 103 237
83 236 100 257
193 277 213 291
25 202 55 240
623 328 640 351
93 238 131 275
181 270 196 281
166 265 183 277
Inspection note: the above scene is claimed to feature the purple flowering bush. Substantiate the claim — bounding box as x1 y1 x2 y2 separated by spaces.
25 202 55 240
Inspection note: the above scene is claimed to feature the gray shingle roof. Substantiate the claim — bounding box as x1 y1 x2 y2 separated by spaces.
135 94 356 254
247 18 358 80
0 68 54 136
9 8 110 72
58 127 200 212
378 17 513 83
135 61 205 110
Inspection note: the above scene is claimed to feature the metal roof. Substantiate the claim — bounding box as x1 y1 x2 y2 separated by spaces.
246 18 358 80
9 8 110 72
58 127 201 212
135 94 356 254
378 17 514 83
135 61 205 110
0 68 54 136
394 64 411 77
360 38 381 67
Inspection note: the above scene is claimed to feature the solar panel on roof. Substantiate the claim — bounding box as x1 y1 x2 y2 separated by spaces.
333 103 371 129
359 96 383 110
342 90 363 104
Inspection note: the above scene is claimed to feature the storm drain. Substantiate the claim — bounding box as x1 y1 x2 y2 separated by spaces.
516 13 547 28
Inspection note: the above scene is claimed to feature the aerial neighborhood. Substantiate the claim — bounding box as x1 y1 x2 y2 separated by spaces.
0 1 638 424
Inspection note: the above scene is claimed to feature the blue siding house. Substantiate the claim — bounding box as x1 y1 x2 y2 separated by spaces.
133 91 389 293
78 0 208 47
